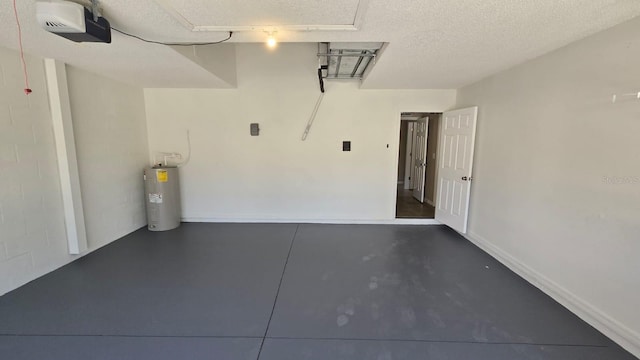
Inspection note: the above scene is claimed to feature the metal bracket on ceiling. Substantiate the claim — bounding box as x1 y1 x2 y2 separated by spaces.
316 42 379 82
90 0 101 21
316 52 376 58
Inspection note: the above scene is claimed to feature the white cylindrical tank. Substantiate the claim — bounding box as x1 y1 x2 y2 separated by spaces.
144 166 181 231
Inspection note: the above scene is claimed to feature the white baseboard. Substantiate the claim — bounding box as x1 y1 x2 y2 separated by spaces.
464 231 640 358
425 198 435 206
183 217 441 225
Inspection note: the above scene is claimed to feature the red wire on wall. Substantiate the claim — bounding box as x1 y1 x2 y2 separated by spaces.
12 0 32 95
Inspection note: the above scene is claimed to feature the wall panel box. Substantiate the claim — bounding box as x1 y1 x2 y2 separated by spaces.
250 123 260 136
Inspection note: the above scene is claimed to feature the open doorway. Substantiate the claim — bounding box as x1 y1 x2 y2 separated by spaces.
396 112 442 219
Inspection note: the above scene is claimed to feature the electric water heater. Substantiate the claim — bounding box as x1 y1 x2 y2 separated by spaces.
144 166 181 231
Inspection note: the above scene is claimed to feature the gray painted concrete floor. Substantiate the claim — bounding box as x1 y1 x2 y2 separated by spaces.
0 223 636 360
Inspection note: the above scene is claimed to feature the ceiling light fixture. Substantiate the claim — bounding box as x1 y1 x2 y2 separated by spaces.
266 32 277 49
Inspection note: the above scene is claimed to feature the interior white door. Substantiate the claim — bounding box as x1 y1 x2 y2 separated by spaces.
435 107 478 234
412 117 429 203
403 122 415 190
409 122 417 190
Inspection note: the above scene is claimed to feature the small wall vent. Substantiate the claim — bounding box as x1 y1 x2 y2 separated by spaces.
46 21 66 27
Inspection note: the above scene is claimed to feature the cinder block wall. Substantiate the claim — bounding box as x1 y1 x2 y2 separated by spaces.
0 47 71 293
0 46 149 295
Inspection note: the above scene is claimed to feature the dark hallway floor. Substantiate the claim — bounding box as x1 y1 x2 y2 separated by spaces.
0 224 635 360
396 185 435 218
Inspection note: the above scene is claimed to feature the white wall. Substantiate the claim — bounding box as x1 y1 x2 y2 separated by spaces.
66 66 149 249
457 17 640 356
0 47 70 294
0 46 148 295
144 43 456 222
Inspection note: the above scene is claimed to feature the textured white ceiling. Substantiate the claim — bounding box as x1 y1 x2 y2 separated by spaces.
1 0 639 89
156 0 361 27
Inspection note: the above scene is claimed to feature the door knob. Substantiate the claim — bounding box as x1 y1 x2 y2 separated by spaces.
462 176 473 181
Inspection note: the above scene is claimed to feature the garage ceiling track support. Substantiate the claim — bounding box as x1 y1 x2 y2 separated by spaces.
317 42 382 81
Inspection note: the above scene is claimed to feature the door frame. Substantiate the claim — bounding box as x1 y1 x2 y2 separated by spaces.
394 112 441 221
392 107 477 226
